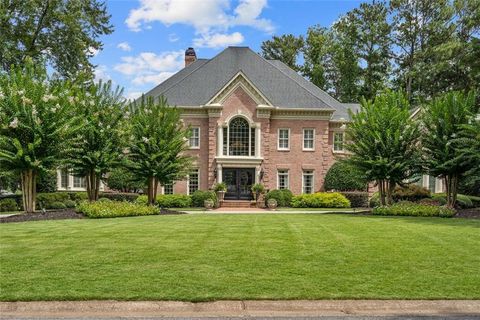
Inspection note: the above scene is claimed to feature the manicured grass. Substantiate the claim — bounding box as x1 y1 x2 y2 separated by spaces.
0 214 479 301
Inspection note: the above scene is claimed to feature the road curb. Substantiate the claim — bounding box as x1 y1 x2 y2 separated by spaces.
1 300 479 318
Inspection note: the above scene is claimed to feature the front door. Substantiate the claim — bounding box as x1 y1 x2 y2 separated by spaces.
223 168 255 200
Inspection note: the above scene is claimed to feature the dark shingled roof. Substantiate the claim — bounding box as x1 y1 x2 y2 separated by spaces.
144 47 357 120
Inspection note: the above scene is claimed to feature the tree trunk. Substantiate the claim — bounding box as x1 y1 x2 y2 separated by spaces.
386 180 396 206
378 179 387 206
86 170 100 202
147 176 156 206
21 169 37 213
445 174 458 208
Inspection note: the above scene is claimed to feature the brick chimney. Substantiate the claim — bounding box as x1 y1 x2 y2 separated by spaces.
185 47 196 67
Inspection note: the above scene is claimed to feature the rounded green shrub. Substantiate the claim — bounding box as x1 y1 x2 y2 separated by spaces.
98 197 113 203
191 190 217 207
64 200 77 208
0 198 18 212
324 162 367 191
393 184 431 202
373 202 455 217
50 201 67 209
77 200 160 218
156 194 192 208
135 195 148 205
432 193 473 208
265 189 293 207
291 192 350 208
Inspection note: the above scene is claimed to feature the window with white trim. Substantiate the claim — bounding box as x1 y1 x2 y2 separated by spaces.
277 170 289 190
73 176 86 188
302 170 314 194
333 132 345 152
60 169 69 189
189 127 200 148
278 128 290 150
163 182 173 195
223 117 256 156
188 170 199 195
303 128 315 150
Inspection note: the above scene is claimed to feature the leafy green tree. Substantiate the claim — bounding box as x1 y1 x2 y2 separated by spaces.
65 81 127 202
0 59 80 212
346 91 421 205
261 34 304 71
422 91 479 207
0 0 113 77
455 114 480 196
106 167 145 193
303 26 335 91
126 96 193 205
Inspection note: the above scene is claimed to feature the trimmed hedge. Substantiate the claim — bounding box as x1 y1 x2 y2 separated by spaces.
324 162 367 191
393 184 431 202
373 201 455 217
156 194 192 208
37 192 70 209
77 201 159 218
340 191 368 208
0 198 18 212
291 192 350 208
191 190 217 207
265 189 293 207
99 192 139 202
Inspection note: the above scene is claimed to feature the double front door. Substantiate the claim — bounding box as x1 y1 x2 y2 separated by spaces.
222 168 255 200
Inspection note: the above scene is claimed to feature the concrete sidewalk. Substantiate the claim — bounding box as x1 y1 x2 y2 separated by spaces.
1 300 479 318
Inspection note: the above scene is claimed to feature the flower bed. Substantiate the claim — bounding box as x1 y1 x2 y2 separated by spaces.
372 201 455 217
77 201 160 218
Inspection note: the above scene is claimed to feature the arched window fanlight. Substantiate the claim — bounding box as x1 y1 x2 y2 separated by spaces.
223 117 256 156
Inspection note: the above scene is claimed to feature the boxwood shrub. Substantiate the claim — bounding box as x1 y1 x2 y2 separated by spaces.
340 191 368 208
156 194 192 208
77 200 160 218
98 192 139 202
191 190 217 207
373 201 455 217
324 162 367 191
291 192 350 208
0 198 18 212
265 189 293 207
36 192 70 209
432 193 473 208
393 184 431 202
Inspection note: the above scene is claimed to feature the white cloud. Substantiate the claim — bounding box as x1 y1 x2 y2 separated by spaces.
193 32 244 48
94 65 111 83
125 0 273 48
168 33 179 42
117 42 132 52
125 91 143 101
114 50 183 87
88 46 99 57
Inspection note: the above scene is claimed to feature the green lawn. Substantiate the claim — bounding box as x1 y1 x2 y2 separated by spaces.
0 213 479 301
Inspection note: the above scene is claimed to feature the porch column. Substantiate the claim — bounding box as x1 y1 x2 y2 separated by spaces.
217 164 223 183
255 124 261 157
255 165 261 184
217 125 223 156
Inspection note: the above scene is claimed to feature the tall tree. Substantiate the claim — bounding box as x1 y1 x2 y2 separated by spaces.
346 91 421 205
126 96 193 206
421 91 479 208
390 0 453 101
345 1 392 100
0 0 113 77
0 59 80 212
65 80 127 202
261 34 304 71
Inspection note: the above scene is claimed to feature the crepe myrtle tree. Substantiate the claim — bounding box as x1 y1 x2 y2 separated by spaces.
345 90 422 206
65 80 127 202
0 59 80 212
421 91 479 208
126 96 193 205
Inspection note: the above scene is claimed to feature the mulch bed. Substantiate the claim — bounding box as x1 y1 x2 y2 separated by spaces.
0 209 84 224
455 207 480 219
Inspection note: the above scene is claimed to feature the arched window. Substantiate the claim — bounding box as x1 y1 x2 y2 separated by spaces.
223 117 256 156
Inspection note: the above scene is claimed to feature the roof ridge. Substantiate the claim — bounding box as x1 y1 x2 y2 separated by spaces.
265 59 339 109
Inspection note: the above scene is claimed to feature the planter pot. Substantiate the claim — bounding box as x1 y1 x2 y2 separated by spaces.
267 199 278 209
204 200 214 210
216 191 225 202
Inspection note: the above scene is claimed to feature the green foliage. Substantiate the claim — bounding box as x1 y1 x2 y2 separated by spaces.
97 197 112 203
156 194 192 208
291 192 351 208
265 189 293 207
66 192 88 202
346 91 421 205
36 192 70 209
324 161 367 191
64 200 76 208
373 202 455 218
392 184 431 202
126 96 193 205
106 167 145 193
77 200 160 219
98 192 139 202
421 91 479 207
213 182 227 192
251 183 265 194
36 170 57 193
340 191 369 208
50 201 66 209
0 0 113 77
0 170 19 192
261 34 304 71
191 190 217 208
432 193 473 209
0 198 18 212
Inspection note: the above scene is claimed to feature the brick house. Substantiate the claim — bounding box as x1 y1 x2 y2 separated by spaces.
139 46 357 199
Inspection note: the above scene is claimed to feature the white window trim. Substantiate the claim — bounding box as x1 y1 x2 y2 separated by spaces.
277 128 290 151
162 183 174 195
189 127 200 149
333 132 345 153
277 170 289 190
302 128 315 151
187 169 200 195
302 170 315 194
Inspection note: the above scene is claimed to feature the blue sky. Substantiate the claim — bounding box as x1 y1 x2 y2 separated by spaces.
92 0 363 100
